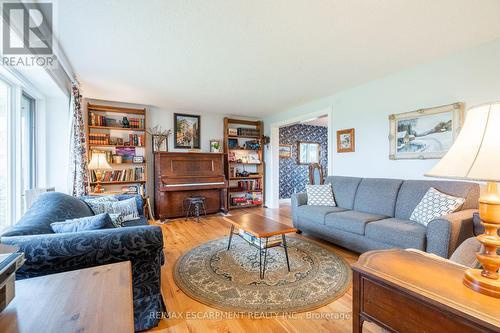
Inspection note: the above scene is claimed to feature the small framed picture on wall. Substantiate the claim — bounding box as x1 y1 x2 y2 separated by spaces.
337 128 355 153
210 139 221 153
279 144 292 158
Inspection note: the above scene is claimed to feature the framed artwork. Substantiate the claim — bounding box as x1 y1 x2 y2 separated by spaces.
389 102 464 160
210 139 221 153
297 142 320 164
337 128 355 153
174 113 200 149
279 144 292 158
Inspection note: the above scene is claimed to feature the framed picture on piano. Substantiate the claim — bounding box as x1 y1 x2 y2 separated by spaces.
174 113 201 149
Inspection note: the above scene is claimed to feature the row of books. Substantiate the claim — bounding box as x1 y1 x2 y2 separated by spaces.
230 192 263 206
89 133 111 145
234 179 262 191
88 112 145 129
89 112 108 126
238 229 282 249
90 167 145 182
128 118 144 128
88 133 145 147
129 134 145 147
237 127 259 137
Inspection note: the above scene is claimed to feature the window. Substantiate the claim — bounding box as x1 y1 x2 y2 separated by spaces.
0 80 9 227
297 142 320 164
20 93 36 212
0 74 39 229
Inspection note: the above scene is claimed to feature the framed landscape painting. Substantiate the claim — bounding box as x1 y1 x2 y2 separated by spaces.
389 102 464 160
174 113 200 149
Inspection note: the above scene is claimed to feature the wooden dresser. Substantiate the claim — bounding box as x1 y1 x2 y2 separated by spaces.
0 262 134 333
352 249 500 333
154 152 228 219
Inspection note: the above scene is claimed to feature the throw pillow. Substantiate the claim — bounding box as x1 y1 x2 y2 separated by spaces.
83 196 118 215
50 213 113 233
306 184 336 206
109 213 126 228
410 187 465 226
111 198 139 222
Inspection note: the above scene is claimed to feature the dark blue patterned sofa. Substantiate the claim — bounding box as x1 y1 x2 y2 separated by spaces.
1 192 165 331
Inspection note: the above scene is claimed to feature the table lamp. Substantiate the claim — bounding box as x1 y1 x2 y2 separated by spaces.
88 152 112 193
426 102 500 298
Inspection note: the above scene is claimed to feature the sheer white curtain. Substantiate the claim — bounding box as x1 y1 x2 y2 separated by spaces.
68 83 89 196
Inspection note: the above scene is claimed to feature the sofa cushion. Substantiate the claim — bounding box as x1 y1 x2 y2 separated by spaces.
82 196 119 215
1 192 95 237
306 184 336 206
81 194 144 217
353 178 403 217
324 176 362 209
296 205 347 224
325 210 387 235
365 218 427 250
50 213 114 233
395 180 479 220
122 217 149 227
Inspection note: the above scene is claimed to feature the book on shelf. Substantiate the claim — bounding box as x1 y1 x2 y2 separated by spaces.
234 179 262 191
128 134 145 146
238 229 282 248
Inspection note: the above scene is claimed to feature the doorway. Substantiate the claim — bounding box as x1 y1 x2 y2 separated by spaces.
266 107 333 208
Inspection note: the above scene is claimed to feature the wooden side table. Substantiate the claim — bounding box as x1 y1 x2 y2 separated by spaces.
352 249 500 333
0 262 134 333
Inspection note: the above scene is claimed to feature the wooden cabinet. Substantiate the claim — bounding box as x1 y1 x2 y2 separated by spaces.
352 249 500 333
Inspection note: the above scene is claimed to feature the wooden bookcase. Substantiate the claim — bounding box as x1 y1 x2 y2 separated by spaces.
86 103 148 195
223 118 265 209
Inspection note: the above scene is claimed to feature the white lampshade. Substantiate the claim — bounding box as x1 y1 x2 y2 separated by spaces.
88 152 112 170
426 102 500 182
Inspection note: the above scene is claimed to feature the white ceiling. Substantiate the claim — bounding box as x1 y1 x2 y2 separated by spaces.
56 0 500 116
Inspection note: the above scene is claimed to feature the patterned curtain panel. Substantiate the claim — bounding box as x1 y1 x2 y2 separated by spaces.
68 83 89 196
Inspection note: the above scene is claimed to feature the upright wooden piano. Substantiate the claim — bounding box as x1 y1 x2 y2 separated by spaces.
154 152 228 220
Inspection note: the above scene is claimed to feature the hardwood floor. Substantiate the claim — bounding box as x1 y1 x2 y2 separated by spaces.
148 204 382 333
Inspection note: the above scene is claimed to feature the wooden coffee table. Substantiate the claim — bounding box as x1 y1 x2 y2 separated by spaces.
223 213 297 279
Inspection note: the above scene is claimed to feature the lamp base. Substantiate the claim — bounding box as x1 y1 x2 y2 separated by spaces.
463 268 500 298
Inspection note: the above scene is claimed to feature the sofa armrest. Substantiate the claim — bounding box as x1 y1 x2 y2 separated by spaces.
292 192 307 207
291 193 307 228
1 225 163 279
426 209 477 258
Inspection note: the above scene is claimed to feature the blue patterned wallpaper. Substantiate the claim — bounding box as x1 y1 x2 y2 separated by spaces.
279 124 328 199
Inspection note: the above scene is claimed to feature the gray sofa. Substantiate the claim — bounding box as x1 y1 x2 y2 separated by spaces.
291 176 480 258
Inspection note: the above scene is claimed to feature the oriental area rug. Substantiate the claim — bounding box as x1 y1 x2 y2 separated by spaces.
174 236 351 314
